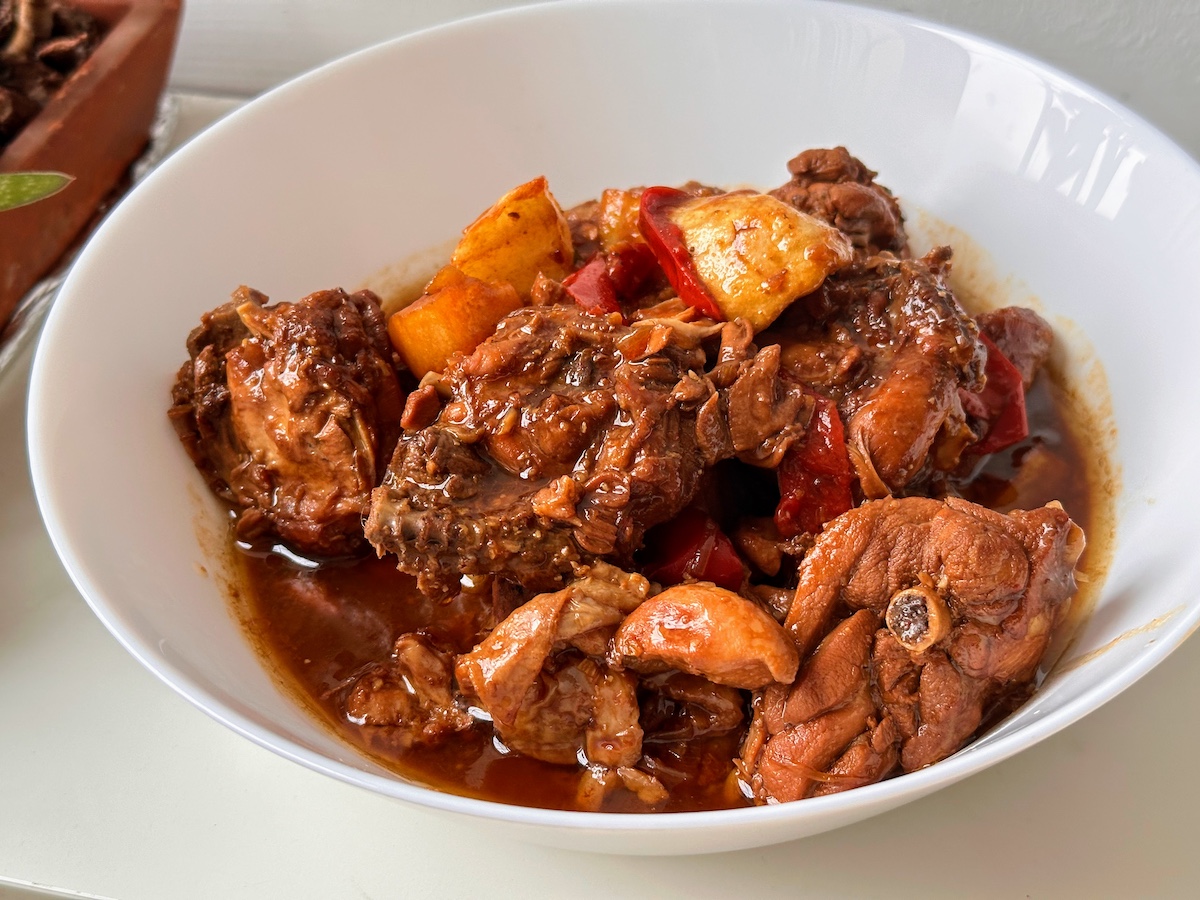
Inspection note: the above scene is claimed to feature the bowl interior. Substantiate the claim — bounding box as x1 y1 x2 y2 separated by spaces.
28 0 1200 853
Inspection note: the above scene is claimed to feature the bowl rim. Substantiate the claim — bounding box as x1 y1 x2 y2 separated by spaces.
28 0 1200 832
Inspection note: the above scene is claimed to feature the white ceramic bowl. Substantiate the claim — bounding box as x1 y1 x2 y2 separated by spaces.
28 0 1200 855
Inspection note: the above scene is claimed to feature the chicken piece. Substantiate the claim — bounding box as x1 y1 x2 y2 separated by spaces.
741 496 1085 802
638 672 746 743
564 197 603 266
577 759 671 811
976 306 1054 389
702 319 813 467
453 564 671 807
367 304 810 596
738 609 881 803
343 634 474 747
610 582 799 689
585 661 646 767
492 654 642 767
745 584 795 623
751 681 878 803
763 608 877 730
899 646 988 770
770 147 908 258
634 671 749 804
731 517 790 579
455 561 651 725
872 628 921 741
169 286 405 556
784 496 1082 657
454 563 668 800
812 716 900 797
769 249 986 495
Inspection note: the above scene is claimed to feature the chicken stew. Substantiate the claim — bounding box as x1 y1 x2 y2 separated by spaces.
170 148 1097 812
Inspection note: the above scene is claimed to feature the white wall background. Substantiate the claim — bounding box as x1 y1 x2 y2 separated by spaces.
168 0 1200 156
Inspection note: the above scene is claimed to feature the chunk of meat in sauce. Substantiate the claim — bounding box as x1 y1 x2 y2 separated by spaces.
169 286 404 556
366 304 810 596
454 563 669 807
770 147 909 258
611 582 799 689
769 248 986 496
199 147 1099 814
454 562 651 726
635 671 749 807
740 496 1084 803
484 653 640 767
344 633 473 747
976 306 1054 389
638 671 746 743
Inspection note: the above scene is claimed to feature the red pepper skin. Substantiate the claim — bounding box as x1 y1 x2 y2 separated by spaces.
774 394 854 538
640 508 745 592
959 333 1029 455
563 255 622 317
605 240 660 300
637 186 725 320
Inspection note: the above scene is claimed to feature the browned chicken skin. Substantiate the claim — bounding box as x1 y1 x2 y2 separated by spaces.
366 304 810 596
977 306 1054 389
169 286 405 557
769 249 986 496
455 564 806 808
344 634 473 747
454 563 668 807
741 496 1085 803
171 148 1093 812
611 582 799 689
770 147 909 258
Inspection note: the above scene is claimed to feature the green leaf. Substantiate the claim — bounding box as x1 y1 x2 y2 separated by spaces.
0 172 74 212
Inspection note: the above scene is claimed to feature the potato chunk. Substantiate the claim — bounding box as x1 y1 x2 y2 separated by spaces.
597 187 645 250
387 266 522 378
670 191 853 331
451 176 574 296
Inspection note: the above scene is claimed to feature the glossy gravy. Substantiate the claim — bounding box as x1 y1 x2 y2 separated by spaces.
232 365 1098 813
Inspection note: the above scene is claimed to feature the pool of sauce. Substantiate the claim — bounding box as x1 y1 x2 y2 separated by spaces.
233 368 1097 813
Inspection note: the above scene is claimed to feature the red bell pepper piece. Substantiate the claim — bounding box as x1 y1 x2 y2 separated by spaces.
637 186 725 320
640 508 745 592
604 240 660 300
774 394 854 538
562 255 621 317
959 333 1029 455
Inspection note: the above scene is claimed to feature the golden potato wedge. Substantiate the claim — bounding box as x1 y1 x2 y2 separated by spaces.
387 266 522 378
597 187 644 250
451 176 573 297
670 191 853 332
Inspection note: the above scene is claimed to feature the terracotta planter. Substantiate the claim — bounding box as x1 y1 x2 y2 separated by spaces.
0 0 182 328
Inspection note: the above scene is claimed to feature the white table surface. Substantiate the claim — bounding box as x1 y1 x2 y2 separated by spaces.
3 3 1200 897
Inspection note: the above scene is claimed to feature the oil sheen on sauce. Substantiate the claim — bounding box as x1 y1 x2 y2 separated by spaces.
232 366 1098 814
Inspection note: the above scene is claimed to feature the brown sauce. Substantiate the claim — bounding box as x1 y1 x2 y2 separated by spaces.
232 364 1098 813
